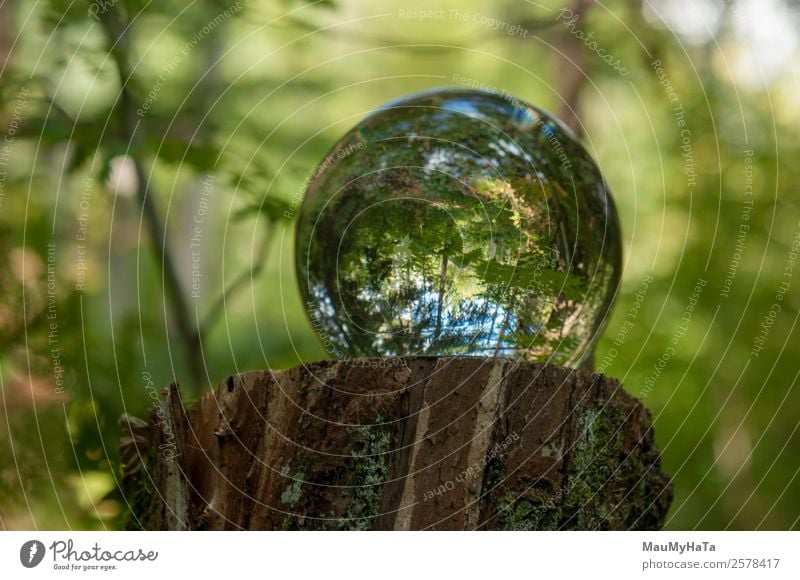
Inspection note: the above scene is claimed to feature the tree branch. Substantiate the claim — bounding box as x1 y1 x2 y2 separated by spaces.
200 224 273 334
97 10 204 387
556 0 593 137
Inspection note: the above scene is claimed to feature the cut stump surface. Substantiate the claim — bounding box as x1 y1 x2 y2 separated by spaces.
120 357 672 530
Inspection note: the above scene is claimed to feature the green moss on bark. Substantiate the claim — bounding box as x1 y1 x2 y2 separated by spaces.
280 422 392 530
497 403 669 530
123 447 156 531
339 424 392 530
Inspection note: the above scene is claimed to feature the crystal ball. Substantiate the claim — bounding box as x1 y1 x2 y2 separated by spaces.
295 88 621 366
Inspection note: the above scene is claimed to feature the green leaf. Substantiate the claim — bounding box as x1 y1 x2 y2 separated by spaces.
151 139 219 172
233 196 293 223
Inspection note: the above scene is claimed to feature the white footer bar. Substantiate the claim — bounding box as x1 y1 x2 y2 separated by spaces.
1 531 798 579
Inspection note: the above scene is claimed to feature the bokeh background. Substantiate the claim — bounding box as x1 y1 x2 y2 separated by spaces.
1 0 799 530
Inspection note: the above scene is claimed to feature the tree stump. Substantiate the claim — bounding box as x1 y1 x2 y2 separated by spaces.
119 357 672 530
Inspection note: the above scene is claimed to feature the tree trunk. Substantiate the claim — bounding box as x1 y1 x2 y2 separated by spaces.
119 357 672 530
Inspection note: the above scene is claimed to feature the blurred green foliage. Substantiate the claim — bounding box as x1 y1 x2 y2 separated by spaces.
1 0 799 530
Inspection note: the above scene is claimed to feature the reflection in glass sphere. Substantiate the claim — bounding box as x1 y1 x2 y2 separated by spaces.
295 88 622 366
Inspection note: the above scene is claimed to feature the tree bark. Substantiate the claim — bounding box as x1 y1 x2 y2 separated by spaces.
119 357 672 530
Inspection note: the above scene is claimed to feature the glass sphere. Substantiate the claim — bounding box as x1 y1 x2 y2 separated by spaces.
295 88 621 366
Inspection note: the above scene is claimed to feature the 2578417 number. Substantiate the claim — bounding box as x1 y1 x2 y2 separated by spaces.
729 558 780 569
